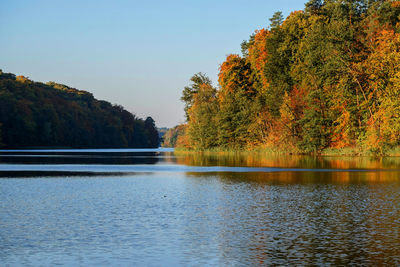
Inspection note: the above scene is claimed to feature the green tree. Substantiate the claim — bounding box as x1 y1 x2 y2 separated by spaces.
144 117 160 148
0 70 158 148
305 0 323 14
218 54 256 148
269 11 284 29
187 82 219 150
181 73 212 121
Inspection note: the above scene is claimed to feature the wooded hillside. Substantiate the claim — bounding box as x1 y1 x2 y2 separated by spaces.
0 70 159 148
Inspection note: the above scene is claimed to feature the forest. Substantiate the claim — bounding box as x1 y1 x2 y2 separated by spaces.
0 70 159 148
170 0 400 154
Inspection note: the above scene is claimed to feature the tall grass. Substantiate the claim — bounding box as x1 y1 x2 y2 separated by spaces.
175 146 400 157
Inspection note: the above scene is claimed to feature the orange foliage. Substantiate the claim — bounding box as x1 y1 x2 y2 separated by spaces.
286 86 306 119
16 76 31 83
219 54 242 91
247 108 274 148
357 27 400 151
175 124 191 149
392 1 400 7
218 54 254 100
247 29 270 93
331 109 352 149
277 86 307 149
288 10 303 17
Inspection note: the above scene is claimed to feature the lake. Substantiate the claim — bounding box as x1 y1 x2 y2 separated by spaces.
1 149 400 266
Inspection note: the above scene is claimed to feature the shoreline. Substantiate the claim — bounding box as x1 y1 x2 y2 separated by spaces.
173 147 400 157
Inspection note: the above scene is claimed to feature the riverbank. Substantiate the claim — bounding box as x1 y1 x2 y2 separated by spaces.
174 146 400 157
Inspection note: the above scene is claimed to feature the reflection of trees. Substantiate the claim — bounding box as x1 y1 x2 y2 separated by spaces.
0 152 161 165
175 151 400 171
183 171 400 265
186 171 400 185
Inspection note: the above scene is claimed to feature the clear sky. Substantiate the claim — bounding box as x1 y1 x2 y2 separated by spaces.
1 0 306 128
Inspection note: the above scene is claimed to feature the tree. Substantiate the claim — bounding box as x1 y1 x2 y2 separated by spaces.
247 28 270 94
181 73 212 121
269 11 284 29
162 124 187 147
278 86 307 149
144 117 160 148
357 29 400 153
0 70 158 148
305 0 323 14
177 0 400 154
240 34 255 58
218 54 256 148
187 82 219 150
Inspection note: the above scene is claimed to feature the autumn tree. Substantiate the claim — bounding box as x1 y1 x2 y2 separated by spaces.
178 0 400 154
187 82 219 149
218 54 256 148
181 73 213 121
162 124 187 148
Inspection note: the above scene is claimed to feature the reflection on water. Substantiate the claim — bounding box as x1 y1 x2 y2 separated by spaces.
0 151 165 165
174 151 400 170
188 170 400 184
1 149 400 265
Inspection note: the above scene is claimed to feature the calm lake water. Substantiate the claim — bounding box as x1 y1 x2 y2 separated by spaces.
1 149 400 266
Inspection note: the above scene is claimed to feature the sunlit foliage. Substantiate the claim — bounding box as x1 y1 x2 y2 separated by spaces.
162 124 187 148
178 0 400 154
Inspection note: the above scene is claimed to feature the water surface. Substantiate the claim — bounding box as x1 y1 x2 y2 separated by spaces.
1 149 399 265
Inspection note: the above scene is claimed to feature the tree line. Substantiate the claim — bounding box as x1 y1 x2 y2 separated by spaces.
0 70 159 148
173 0 400 154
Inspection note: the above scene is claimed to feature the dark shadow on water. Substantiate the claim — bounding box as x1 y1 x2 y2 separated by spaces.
0 171 141 178
0 151 167 165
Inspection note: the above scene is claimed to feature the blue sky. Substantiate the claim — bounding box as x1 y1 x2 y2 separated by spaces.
1 0 306 127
